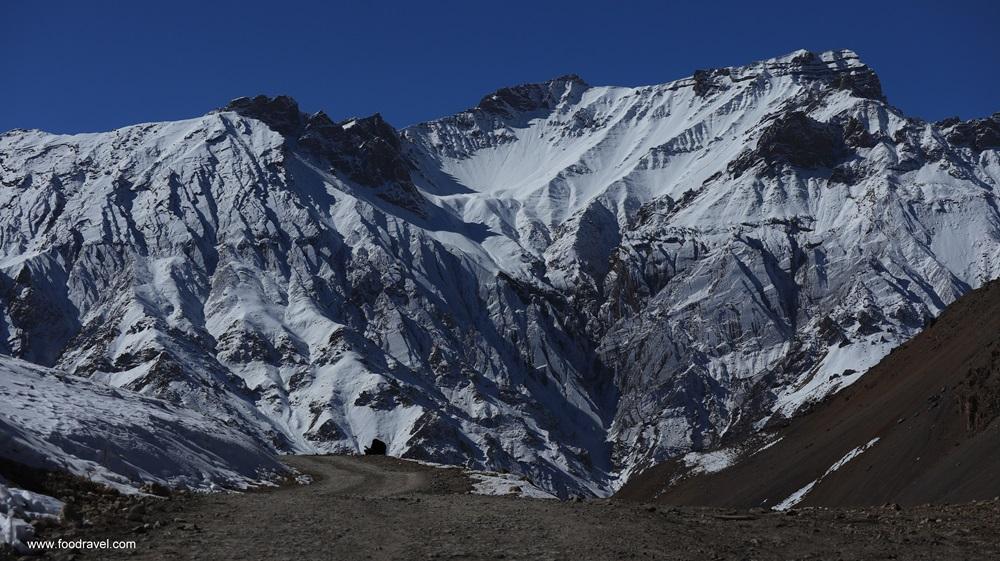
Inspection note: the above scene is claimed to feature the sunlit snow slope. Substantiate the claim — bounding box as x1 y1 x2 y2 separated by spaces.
1 49 998 496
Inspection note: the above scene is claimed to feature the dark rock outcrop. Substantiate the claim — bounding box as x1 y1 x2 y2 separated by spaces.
830 67 884 101
691 68 731 97
943 113 1000 151
730 112 845 176
222 95 425 215
477 75 589 116
364 439 387 455
224 95 303 137
842 116 880 148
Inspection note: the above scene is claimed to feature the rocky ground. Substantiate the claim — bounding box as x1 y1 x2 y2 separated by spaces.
4 455 1000 561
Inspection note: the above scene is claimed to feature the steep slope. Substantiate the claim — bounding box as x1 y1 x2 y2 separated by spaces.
0 355 287 492
404 49 1000 483
0 354 287 552
0 97 610 497
1 49 998 497
619 278 1000 507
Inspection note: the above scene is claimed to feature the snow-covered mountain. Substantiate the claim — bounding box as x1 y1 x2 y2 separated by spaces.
1 49 998 497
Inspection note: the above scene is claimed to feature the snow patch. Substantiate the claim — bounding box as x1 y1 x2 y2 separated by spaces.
755 436 784 454
0 478 63 553
773 437 880 511
469 472 557 500
681 448 741 475
772 480 818 512
768 336 898 422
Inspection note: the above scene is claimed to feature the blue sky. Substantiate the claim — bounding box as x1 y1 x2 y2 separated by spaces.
2 0 997 133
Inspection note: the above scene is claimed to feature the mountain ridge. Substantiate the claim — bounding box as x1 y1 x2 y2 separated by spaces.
1 48 998 497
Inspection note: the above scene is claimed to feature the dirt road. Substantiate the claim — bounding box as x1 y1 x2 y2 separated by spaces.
40 455 1000 561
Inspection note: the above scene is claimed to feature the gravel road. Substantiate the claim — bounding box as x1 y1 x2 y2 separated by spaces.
30 455 1000 561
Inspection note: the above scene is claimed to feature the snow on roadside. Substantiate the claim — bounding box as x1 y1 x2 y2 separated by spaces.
0 475 63 553
469 472 558 499
411 459 557 499
773 437 881 511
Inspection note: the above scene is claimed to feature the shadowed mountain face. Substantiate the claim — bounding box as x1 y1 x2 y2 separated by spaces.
0 49 998 497
619 278 1000 507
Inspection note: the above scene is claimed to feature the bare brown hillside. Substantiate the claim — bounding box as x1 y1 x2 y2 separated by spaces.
620 279 1000 508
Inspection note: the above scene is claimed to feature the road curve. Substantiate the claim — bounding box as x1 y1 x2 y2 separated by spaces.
66 455 1000 561
284 455 432 497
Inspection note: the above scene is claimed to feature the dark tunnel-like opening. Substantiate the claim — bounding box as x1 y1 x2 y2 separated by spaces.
364 438 387 455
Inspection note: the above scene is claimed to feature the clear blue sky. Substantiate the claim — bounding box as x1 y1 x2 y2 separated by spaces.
3 0 997 134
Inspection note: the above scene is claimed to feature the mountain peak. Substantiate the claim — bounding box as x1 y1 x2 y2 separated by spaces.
476 74 589 116
765 48 867 68
690 48 883 101
549 73 588 86
220 94 304 136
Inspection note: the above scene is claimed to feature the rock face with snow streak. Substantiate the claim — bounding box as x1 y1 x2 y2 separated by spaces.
0 49 998 496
